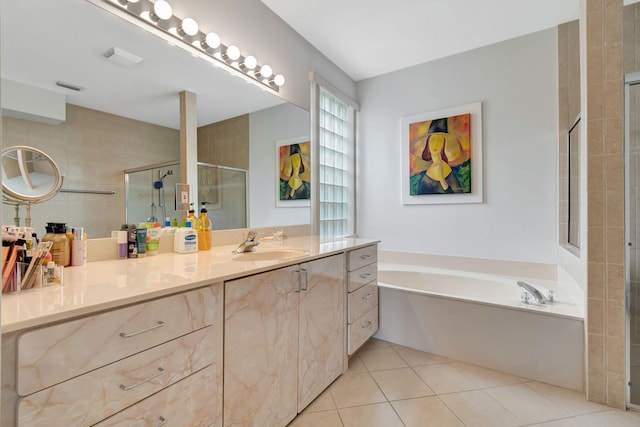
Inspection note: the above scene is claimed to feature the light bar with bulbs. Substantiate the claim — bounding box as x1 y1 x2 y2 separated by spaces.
92 0 285 92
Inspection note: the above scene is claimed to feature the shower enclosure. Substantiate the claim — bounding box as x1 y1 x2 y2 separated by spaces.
626 73 640 409
125 161 247 230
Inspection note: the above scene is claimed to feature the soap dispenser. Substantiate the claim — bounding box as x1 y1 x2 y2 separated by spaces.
187 203 198 226
197 202 212 251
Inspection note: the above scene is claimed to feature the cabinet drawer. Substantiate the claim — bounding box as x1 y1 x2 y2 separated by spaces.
348 263 377 292
348 306 379 356
17 327 214 427
94 364 220 427
348 245 377 271
348 283 378 324
17 286 217 396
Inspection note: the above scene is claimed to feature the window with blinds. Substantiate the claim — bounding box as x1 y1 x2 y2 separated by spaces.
318 88 355 238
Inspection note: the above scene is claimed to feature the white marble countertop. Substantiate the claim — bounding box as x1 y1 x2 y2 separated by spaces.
2 236 378 334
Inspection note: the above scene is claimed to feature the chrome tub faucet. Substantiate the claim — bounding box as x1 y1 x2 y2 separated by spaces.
517 281 555 304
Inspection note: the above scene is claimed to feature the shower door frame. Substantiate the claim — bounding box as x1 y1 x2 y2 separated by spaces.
124 160 179 224
625 71 640 411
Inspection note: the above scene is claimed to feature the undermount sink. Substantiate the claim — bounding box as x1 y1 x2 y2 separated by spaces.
232 248 308 262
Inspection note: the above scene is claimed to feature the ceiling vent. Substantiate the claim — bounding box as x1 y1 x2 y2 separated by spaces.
56 81 84 91
103 47 143 68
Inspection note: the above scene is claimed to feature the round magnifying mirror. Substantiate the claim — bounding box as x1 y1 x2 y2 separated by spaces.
1 145 63 203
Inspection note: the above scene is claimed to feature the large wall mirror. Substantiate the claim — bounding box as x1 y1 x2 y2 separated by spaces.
1 0 311 237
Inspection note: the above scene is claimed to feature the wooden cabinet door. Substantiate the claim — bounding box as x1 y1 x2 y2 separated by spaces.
224 266 299 427
297 254 345 411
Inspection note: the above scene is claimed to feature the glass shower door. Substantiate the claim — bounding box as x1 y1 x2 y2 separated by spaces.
627 77 640 408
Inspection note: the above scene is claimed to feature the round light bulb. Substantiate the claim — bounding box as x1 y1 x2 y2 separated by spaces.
153 0 172 20
259 64 273 79
204 32 221 49
273 74 285 87
181 17 199 36
243 55 257 70
226 45 240 61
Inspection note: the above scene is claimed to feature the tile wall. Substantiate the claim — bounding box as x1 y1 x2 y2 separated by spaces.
584 0 626 409
2 104 180 238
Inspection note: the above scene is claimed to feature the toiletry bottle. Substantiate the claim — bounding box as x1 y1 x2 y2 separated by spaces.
146 223 161 256
174 220 198 253
187 203 198 227
197 202 212 251
136 225 147 258
42 223 70 267
117 230 128 258
71 227 85 266
124 224 137 258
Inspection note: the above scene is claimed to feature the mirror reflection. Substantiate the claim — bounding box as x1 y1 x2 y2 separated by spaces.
1 0 310 238
2 146 63 203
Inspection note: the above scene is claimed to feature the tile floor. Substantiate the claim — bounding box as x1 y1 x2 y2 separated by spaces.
288 339 640 427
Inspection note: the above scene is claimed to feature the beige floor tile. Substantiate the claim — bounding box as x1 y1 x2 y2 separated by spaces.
440 390 521 427
303 388 336 413
450 362 527 388
288 410 343 427
358 338 391 351
339 402 404 427
526 418 584 426
346 355 367 374
392 344 452 366
371 367 435 401
485 383 573 424
524 382 608 416
328 372 387 408
413 364 477 394
573 409 640 426
358 345 408 371
391 396 464 427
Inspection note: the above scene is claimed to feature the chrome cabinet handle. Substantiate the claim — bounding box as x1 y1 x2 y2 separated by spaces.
360 254 371 259
361 321 372 329
119 321 166 338
359 273 372 279
119 367 165 391
362 293 373 300
154 416 167 427
301 268 308 291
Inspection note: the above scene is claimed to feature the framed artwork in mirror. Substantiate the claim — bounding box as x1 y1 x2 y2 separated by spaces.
401 102 483 204
276 136 310 207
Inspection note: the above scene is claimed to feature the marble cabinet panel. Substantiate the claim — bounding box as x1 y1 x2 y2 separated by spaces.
93 364 219 427
348 282 378 324
17 326 214 427
224 266 300 427
17 286 215 396
298 255 345 411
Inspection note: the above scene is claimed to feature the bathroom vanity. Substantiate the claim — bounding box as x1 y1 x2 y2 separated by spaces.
0 236 378 427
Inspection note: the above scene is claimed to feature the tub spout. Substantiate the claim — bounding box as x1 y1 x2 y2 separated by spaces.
517 281 551 304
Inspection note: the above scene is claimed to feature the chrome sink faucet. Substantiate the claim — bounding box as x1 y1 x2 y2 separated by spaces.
517 281 554 304
232 231 262 253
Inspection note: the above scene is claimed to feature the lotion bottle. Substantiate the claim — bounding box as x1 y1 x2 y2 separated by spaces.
174 220 198 253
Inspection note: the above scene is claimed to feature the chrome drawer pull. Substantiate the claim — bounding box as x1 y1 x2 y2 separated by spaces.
119 321 166 338
361 321 372 329
359 273 372 279
155 416 168 427
360 254 372 259
120 367 165 391
362 293 373 300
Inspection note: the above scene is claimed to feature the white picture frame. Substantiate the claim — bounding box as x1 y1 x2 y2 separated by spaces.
401 102 483 205
275 135 311 208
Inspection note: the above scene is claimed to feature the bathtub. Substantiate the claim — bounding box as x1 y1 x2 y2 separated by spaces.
374 263 585 391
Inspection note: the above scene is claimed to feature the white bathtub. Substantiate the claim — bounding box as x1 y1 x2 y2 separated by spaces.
374 263 585 391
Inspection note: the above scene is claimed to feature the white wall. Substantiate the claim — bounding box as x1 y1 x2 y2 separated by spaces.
356 29 559 264
249 103 311 227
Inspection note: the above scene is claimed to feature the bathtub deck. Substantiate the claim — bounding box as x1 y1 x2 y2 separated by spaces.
289 339 640 427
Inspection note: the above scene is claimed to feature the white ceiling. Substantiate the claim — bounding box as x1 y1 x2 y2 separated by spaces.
262 0 583 81
1 0 284 130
